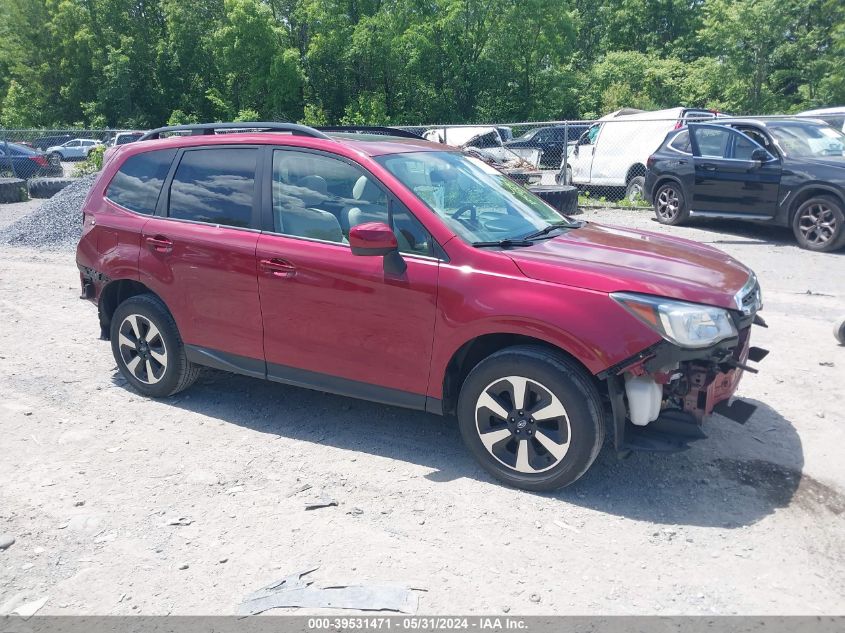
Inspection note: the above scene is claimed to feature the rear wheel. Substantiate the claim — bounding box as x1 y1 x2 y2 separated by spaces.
457 345 604 491
654 182 689 225
110 294 200 398
625 176 645 201
792 195 845 252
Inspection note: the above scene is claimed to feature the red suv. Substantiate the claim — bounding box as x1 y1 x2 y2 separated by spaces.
77 122 767 491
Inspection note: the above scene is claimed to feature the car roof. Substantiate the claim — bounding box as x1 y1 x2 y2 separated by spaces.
123 131 449 158
2 142 35 154
704 117 834 129
799 106 845 116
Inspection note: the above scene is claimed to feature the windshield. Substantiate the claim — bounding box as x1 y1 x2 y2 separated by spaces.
768 122 845 158
375 151 573 244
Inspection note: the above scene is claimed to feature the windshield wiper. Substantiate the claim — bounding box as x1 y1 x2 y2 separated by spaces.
521 221 577 241
472 239 534 248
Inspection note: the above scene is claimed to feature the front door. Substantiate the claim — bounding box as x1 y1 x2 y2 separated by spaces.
256 148 439 407
570 124 600 184
689 124 781 217
139 146 265 366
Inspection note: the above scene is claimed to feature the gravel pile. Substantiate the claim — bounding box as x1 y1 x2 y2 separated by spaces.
0 174 96 251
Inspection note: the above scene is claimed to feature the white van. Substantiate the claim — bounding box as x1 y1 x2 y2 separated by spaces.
559 107 720 198
797 107 845 132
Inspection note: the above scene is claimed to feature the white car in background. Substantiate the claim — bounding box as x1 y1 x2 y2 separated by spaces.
559 107 722 199
423 126 540 166
45 138 103 161
798 107 845 132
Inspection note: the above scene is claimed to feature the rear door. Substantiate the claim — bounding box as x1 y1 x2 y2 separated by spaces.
139 146 265 367
688 124 781 217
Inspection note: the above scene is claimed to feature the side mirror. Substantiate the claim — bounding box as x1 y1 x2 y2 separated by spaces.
751 148 770 162
349 222 406 275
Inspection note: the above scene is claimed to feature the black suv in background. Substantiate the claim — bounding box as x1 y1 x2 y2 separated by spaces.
645 118 845 252
505 124 589 168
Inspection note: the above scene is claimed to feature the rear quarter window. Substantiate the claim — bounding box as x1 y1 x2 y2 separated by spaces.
106 149 177 215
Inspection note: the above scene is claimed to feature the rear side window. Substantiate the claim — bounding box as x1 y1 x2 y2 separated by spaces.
168 148 256 228
106 149 176 215
668 130 692 154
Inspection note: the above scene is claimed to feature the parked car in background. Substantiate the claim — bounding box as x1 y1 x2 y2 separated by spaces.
798 107 845 132
506 124 589 168
0 142 63 179
423 126 541 168
558 107 723 199
645 118 845 251
31 134 73 151
46 138 103 161
109 131 145 147
76 121 766 491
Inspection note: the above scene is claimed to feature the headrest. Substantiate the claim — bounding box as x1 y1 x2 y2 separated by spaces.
352 175 382 202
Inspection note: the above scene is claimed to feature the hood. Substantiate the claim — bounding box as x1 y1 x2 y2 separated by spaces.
506 222 752 310
797 156 845 171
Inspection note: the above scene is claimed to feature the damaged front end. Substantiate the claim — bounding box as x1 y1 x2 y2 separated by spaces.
600 275 768 454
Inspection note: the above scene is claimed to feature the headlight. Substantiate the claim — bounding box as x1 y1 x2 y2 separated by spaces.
611 292 738 349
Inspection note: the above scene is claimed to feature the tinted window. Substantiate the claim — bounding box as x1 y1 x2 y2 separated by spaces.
106 149 176 215
168 148 256 228
668 130 692 153
692 127 731 157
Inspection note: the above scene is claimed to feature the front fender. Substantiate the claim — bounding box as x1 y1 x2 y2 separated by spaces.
427 262 662 399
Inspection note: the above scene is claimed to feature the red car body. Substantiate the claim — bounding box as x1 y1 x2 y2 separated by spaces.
77 126 765 465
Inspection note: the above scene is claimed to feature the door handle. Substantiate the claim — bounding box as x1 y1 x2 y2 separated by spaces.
260 257 296 278
700 163 717 171
145 235 173 253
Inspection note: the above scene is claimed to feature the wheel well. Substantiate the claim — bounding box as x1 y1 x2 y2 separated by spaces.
97 279 159 338
788 188 845 223
626 163 646 184
653 176 682 197
440 334 598 417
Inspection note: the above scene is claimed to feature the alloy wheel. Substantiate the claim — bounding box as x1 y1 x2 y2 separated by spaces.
656 186 680 221
797 202 838 247
117 314 168 385
475 376 571 474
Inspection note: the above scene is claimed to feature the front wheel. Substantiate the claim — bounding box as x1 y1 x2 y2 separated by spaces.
792 196 845 252
49 152 63 163
457 346 605 491
653 182 689 225
110 294 200 398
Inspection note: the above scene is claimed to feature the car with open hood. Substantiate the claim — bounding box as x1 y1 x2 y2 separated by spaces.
76 122 766 491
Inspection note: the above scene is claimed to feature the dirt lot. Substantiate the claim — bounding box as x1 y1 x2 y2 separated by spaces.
0 202 844 616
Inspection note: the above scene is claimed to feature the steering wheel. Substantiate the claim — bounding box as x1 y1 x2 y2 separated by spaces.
481 215 526 233
451 204 477 222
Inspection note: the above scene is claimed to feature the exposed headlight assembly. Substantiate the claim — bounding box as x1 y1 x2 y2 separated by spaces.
611 292 738 349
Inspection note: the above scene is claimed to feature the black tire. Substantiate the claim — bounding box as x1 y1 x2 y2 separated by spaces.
27 177 76 199
110 294 200 398
0 178 27 204
457 345 605 491
625 176 645 201
791 195 845 252
834 317 845 346
653 181 689 225
49 152 63 163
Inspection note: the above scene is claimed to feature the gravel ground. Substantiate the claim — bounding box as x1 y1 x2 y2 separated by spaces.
0 199 843 616
0 175 94 250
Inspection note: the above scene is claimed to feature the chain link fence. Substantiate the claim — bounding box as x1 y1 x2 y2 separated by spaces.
0 129 132 180
5 112 840 209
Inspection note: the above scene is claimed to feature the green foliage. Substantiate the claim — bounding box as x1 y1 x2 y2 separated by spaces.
72 145 105 176
1 0 843 128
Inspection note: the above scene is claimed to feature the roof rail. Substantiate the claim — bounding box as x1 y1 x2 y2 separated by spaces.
138 122 331 142
316 126 424 139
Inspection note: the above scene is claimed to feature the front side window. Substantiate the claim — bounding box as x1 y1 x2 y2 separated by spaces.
168 148 256 228
106 149 176 215
271 150 433 255
767 122 845 158
376 151 571 245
